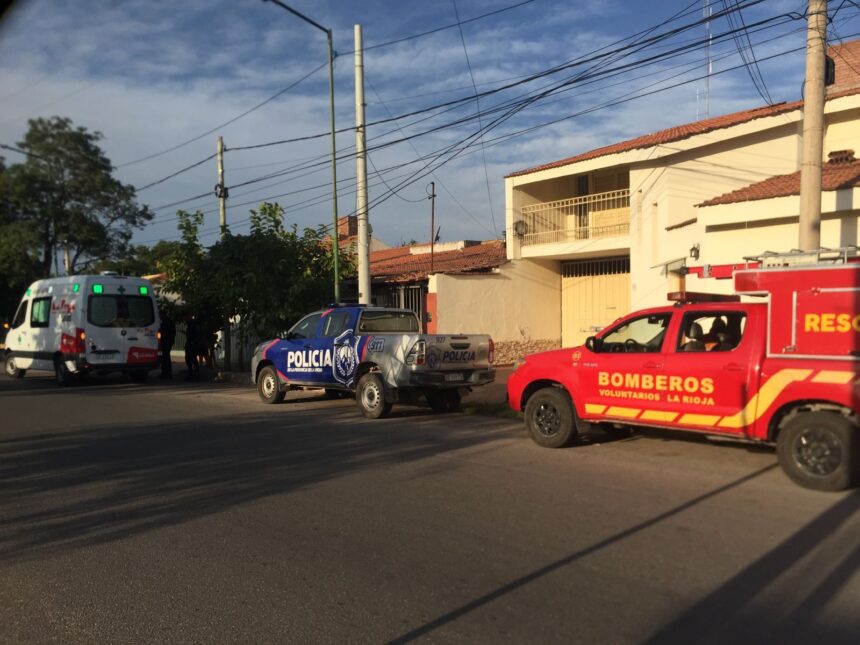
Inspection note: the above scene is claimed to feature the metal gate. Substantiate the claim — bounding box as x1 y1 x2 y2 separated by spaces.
373 284 427 326
562 256 630 347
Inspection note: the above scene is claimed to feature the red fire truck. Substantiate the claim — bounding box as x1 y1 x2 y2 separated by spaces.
507 250 859 491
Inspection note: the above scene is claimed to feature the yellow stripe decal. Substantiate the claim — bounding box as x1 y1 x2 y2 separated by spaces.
717 368 813 429
680 413 720 426
640 410 679 423
585 404 607 415
606 406 641 419
811 370 854 385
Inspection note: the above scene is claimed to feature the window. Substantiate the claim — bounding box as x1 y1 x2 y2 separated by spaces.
358 310 419 333
11 300 28 329
30 297 51 328
321 311 351 338
87 295 155 328
676 312 747 353
598 313 671 353
288 313 322 340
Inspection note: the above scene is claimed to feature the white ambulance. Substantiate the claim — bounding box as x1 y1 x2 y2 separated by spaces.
3 273 160 385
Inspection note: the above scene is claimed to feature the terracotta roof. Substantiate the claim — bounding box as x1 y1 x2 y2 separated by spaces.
506 84 860 179
697 150 860 207
370 240 507 283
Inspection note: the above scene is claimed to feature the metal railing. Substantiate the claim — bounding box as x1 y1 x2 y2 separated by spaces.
519 189 630 246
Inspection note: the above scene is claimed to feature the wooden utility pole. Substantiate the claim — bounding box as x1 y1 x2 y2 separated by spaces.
216 136 231 371
799 0 827 251
354 24 370 304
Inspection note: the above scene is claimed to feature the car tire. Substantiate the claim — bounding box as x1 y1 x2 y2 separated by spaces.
524 387 577 448
4 353 25 379
776 411 858 491
356 373 392 419
54 357 75 387
258 366 285 404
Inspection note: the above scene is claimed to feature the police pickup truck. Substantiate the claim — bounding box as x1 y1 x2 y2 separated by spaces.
251 305 495 418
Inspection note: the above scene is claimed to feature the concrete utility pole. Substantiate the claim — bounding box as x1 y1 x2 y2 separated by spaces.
354 24 370 304
216 135 231 371
429 181 436 275
799 0 827 251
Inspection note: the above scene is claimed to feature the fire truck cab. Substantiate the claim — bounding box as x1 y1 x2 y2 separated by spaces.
507 250 860 491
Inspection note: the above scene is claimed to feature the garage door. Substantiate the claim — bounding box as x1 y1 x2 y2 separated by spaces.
562 257 630 347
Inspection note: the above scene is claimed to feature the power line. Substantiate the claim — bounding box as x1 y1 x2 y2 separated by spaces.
116 60 328 168
135 153 217 192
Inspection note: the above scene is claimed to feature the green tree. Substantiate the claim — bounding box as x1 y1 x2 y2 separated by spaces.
0 116 152 277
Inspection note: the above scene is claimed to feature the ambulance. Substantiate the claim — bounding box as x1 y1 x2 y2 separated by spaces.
507 250 860 491
3 273 160 385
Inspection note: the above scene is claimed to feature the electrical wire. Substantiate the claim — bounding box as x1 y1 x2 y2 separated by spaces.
135 153 217 192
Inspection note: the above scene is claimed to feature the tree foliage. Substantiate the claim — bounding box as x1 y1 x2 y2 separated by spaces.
0 116 152 280
164 203 354 343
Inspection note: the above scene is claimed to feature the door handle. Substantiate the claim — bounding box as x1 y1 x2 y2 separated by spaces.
723 363 744 372
643 361 661 369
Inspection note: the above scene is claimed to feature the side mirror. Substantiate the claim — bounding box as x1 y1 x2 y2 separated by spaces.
585 336 601 353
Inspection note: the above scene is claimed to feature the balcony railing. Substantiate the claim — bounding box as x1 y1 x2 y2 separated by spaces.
519 189 630 247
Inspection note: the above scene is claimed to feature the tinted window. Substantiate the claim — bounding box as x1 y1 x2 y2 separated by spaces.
676 312 747 353
88 295 155 327
31 297 51 328
12 300 28 329
358 311 419 333
322 310 352 338
599 313 670 353
289 313 322 340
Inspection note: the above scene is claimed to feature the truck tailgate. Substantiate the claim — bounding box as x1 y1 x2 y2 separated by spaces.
423 335 491 370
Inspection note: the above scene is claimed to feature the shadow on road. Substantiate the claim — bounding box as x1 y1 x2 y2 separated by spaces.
388 476 860 644
0 407 514 563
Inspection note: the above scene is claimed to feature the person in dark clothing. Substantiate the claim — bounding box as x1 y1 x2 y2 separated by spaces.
184 314 201 381
158 308 176 379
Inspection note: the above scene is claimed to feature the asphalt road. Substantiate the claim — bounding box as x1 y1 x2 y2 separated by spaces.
1 371 858 644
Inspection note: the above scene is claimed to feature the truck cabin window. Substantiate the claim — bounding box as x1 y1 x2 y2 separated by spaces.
598 314 670 353
287 313 322 340
677 312 746 352
358 311 419 333
321 311 352 338
11 300 28 329
30 297 52 328
88 295 155 328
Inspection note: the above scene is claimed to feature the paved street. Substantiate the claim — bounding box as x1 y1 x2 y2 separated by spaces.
1 373 858 644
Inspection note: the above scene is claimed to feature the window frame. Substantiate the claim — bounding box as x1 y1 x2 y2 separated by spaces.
11 300 28 329
288 313 323 340
673 310 748 354
321 310 352 338
86 294 156 328
30 297 52 328
597 312 672 354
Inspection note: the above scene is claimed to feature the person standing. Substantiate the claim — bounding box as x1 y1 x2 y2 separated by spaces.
158 308 176 379
184 313 201 381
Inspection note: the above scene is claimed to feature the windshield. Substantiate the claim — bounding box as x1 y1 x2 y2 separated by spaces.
87 295 155 328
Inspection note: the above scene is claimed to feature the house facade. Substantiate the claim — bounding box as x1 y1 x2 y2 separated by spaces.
505 40 860 348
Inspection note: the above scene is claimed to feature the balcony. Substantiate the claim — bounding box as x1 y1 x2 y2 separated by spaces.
519 189 630 247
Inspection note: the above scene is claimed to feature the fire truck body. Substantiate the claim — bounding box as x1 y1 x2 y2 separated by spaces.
507 259 859 491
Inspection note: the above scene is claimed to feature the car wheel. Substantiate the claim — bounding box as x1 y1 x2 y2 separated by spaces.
4 353 25 379
777 412 858 491
54 357 75 386
258 366 285 404
356 373 392 419
524 387 577 448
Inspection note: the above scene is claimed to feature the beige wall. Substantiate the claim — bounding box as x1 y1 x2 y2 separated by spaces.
432 259 561 343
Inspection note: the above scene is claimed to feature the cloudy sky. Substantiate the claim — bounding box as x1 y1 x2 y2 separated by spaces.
1 0 859 248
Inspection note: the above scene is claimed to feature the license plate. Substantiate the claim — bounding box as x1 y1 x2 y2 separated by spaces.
444 372 463 382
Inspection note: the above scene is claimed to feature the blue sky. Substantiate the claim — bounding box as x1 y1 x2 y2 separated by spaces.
1 0 859 248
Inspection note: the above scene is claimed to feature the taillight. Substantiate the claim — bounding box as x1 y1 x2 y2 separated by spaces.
406 339 426 365
488 338 495 365
61 328 86 354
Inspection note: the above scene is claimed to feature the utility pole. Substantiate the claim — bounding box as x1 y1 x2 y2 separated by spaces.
263 0 340 301
799 0 827 251
429 181 436 275
216 135 231 371
354 24 370 304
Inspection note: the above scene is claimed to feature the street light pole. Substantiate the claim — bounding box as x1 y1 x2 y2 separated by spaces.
263 0 340 301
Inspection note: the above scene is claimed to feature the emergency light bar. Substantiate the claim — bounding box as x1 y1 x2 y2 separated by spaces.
667 291 741 303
